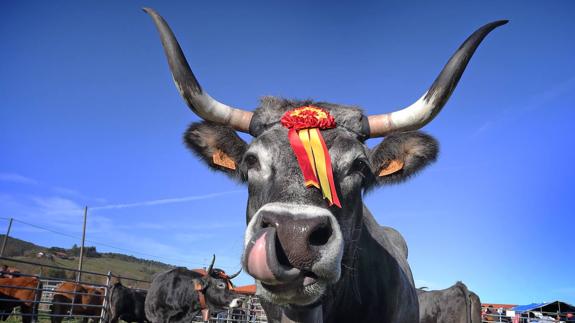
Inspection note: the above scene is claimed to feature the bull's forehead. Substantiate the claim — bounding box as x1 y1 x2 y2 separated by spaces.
247 126 368 176
245 126 367 211
249 97 369 138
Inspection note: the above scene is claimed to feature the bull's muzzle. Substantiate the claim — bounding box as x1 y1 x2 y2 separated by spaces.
243 203 343 288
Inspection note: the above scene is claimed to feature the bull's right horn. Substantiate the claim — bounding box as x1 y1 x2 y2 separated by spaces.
367 20 508 138
206 254 216 275
143 8 253 133
227 268 242 279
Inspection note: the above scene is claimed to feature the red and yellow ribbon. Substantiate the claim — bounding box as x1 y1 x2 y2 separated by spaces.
281 106 341 208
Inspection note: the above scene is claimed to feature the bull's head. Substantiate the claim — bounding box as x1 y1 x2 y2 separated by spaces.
144 8 506 307
196 255 243 311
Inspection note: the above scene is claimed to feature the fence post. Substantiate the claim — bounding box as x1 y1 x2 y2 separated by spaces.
32 278 41 323
100 271 112 323
77 207 88 282
0 218 13 257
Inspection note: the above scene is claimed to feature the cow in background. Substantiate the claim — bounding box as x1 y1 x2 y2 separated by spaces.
51 282 104 323
417 281 481 323
145 256 241 323
107 280 147 323
0 276 42 323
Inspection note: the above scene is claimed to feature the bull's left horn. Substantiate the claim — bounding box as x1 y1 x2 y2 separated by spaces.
206 254 216 275
227 268 242 279
367 20 508 138
143 8 253 133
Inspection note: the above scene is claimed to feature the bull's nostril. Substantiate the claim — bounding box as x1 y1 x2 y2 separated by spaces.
309 224 332 246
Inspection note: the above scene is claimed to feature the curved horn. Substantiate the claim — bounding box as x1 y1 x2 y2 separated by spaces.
367 20 508 138
206 254 216 275
143 8 253 133
227 268 242 280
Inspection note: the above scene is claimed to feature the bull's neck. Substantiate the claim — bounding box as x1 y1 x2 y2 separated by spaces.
322 214 400 322
281 305 323 323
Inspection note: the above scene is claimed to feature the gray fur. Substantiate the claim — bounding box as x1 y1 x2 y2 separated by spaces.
183 121 248 180
249 97 368 138
369 131 438 185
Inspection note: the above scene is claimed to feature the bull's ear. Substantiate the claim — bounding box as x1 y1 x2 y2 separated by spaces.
368 131 438 185
184 121 248 181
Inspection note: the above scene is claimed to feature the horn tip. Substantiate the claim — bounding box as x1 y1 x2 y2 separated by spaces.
142 7 155 15
488 20 509 29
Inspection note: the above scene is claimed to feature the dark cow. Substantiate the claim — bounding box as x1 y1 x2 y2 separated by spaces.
107 281 148 323
144 256 241 323
144 8 506 323
51 282 104 323
417 282 481 323
0 276 42 323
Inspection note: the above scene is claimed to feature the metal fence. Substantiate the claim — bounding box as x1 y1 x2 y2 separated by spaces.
192 297 268 323
0 256 147 323
0 256 268 323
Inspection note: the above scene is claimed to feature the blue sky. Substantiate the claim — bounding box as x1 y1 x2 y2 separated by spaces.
1 0 574 305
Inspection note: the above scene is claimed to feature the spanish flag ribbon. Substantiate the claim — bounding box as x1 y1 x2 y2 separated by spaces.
281 106 341 208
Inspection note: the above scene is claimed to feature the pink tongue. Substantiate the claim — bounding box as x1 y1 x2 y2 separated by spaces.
247 232 275 281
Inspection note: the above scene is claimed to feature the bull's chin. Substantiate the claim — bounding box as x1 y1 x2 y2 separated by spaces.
255 278 327 306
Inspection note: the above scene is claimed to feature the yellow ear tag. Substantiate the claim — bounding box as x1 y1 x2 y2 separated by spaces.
212 149 236 170
378 159 404 177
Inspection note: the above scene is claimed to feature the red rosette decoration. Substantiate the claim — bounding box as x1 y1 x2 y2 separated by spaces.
280 106 341 208
280 106 336 130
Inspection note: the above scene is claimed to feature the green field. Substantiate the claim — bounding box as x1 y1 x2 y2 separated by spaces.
0 235 173 287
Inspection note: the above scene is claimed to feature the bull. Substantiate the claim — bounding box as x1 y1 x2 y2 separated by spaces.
417 282 482 323
50 282 104 323
107 281 148 323
143 8 506 323
144 256 242 323
0 276 42 323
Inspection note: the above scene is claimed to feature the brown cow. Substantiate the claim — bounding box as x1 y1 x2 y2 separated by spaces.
51 282 104 323
0 276 42 323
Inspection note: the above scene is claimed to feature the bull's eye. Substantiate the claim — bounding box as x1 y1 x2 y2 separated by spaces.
244 154 260 171
216 282 226 289
348 158 371 178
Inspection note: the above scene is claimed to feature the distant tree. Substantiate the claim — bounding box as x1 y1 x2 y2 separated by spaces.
84 246 101 258
70 244 80 256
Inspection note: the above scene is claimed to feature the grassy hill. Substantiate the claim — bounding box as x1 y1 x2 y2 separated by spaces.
0 234 43 257
0 235 173 288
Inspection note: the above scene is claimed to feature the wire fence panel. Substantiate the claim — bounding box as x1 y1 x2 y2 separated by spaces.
0 256 269 323
191 297 268 323
0 257 138 323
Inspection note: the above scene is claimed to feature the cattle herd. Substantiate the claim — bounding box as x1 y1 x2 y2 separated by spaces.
0 256 248 323
0 7 514 323
0 264 485 323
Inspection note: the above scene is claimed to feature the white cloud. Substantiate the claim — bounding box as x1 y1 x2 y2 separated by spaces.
90 190 243 211
31 196 85 214
0 173 38 185
51 186 107 204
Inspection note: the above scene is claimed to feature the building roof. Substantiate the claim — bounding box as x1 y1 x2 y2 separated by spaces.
233 284 256 295
512 301 575 314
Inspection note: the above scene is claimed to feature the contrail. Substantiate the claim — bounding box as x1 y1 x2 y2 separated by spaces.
91 190 243 210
